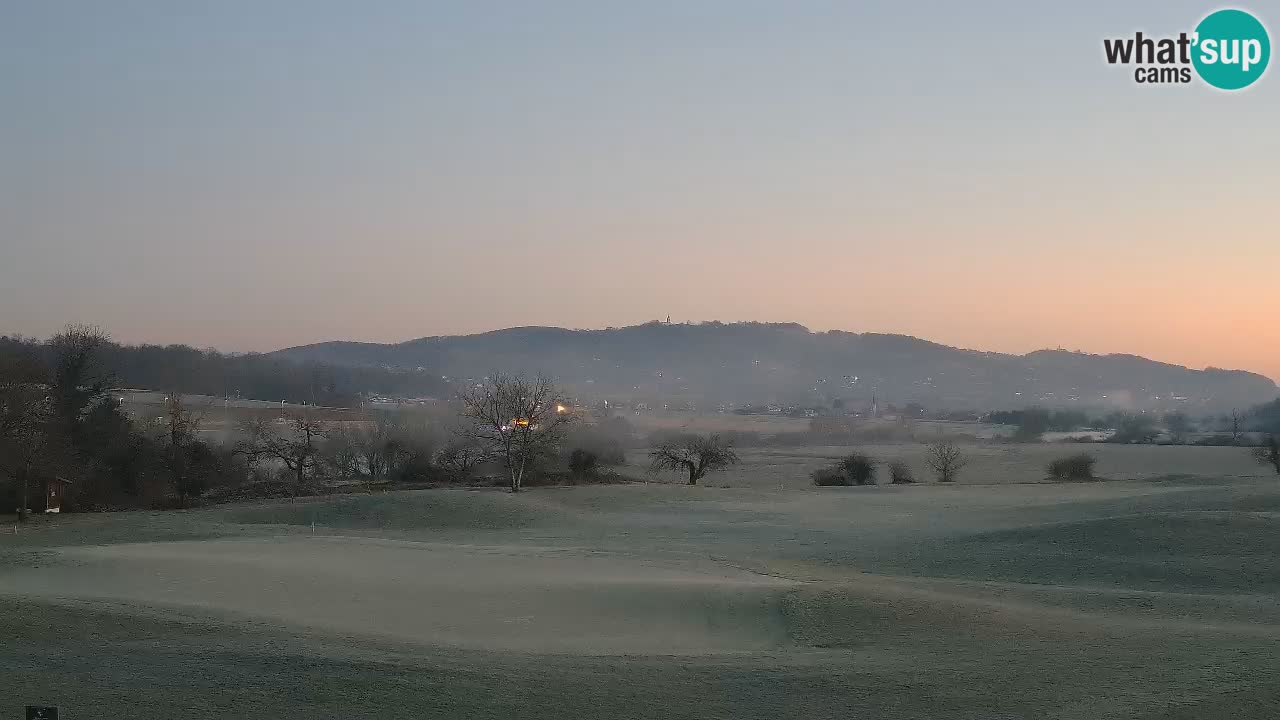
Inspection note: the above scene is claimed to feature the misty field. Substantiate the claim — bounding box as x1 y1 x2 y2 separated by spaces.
2 447 1278 719
626 441 1271 488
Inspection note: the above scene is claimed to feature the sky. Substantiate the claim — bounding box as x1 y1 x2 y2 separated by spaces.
2 1 1277 380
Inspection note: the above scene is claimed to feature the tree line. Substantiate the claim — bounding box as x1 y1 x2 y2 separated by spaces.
0 325 235 518
0 334 449 409
1 337 641 517
5 328 1276 519
990 403 1280 445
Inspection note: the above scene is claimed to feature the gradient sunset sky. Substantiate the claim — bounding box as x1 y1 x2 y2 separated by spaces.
2 1 1277 380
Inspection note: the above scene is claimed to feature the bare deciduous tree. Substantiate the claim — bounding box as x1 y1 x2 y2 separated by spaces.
160 393 202 506
156 393 220 506
322 427 364 481
325 411 439 485
237 414 329 492
925 441 967 483
327 415 394 481
1255 435 1280 476
648 434 738 485
1230 410 1244 446
435 438 489 481
459 373 571 492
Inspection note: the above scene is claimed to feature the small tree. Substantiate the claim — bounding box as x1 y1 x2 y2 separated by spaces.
1229 410 1244 445
888 460 916 484
386 412 442 482
649 434 738 485
335 417 393 481
459 373 572 492
158 393 216 506
1163 412 1193 444
839 452 877 485
322 428 365 481
237 414 329 493
925 441 967 483
1255 435 1280 476
325 412 437 483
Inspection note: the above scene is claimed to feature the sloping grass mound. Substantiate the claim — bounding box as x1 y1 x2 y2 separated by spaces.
4 537 797 655
901 513 1280 594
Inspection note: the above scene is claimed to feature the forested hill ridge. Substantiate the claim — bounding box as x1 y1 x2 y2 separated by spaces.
0 335 449 408
270 322 1277 412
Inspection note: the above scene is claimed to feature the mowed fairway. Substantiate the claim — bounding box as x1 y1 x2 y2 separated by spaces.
3 453 1280 718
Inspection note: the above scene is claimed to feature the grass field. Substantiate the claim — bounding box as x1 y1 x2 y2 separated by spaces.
626 441 1271 488
2 445 1279 718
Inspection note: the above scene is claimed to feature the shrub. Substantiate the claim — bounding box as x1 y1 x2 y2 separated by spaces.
1047 453 1097 481
392 452 439 483
888 461 915 484
435 440 490 482
566 423 628 465
201 477 326 504
811 467 851 486
840 453 877 485
568 448 600 478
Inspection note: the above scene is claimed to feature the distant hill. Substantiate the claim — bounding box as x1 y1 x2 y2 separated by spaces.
0 335 450 409
269 322 1278 413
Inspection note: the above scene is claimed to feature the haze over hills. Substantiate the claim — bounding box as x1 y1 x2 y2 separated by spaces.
271 322 1277 413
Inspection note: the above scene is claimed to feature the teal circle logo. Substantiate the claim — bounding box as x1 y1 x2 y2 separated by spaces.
1192 9 1270 90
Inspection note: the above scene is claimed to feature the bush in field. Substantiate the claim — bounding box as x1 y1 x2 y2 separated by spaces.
888 461 916 484
568 448 600 479
565 422 628 465
810 453 878 486
839 453 877 485
1047 453 1097 481
810 467 851 486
